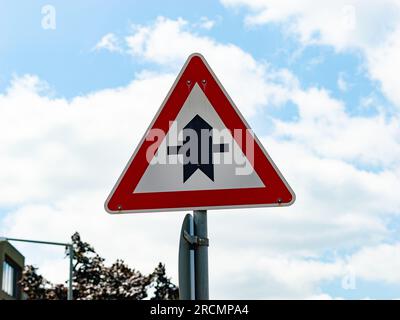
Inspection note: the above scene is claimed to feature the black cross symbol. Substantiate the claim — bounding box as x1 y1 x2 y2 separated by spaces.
167 115 229 183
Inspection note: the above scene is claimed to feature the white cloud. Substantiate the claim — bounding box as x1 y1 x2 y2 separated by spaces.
366 26 400 106
221 0 400 49
2 16 400 298
94 33 123 53
211 250 344 299
273 87 400 168
349 243 400 284
198 17 216 30
125 16 298 118
212 241 400 299
221 0 400 108
0 71 175 205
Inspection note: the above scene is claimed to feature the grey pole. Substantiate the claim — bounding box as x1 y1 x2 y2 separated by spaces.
68 244 74 301
193 210 209 300
178 214 195 300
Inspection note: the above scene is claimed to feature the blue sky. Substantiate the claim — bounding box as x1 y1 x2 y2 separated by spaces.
0 1 377 104
1 0 400 299
0 0 389 128
1 1 230 97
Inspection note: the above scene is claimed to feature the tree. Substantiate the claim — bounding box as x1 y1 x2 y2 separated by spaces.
150 263 179 300
20 265 67 300
19 232 178 300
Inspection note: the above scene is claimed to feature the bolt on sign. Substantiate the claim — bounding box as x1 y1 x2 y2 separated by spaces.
105 53 295 214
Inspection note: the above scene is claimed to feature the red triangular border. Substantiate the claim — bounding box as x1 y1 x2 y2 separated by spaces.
105 53 295 213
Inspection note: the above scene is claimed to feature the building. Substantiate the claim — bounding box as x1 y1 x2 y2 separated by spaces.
0 240 25 300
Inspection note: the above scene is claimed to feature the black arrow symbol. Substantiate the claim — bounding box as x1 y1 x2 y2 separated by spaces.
168 115 228 183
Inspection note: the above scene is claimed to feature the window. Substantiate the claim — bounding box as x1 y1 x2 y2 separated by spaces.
2 260 16 297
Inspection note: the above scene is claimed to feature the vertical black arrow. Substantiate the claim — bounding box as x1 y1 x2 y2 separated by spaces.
168 115 228 183
183 115 214 182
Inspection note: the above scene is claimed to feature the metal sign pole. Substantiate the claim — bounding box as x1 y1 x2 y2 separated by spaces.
68 244 74 300
179 214 195 300
193 210 209 300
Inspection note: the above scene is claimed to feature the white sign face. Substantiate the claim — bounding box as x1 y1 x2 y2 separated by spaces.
134 84 265 193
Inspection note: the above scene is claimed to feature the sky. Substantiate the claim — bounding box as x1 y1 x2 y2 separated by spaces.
1 0 400 299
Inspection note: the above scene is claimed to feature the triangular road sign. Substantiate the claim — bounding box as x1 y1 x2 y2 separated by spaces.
105 53 295 213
